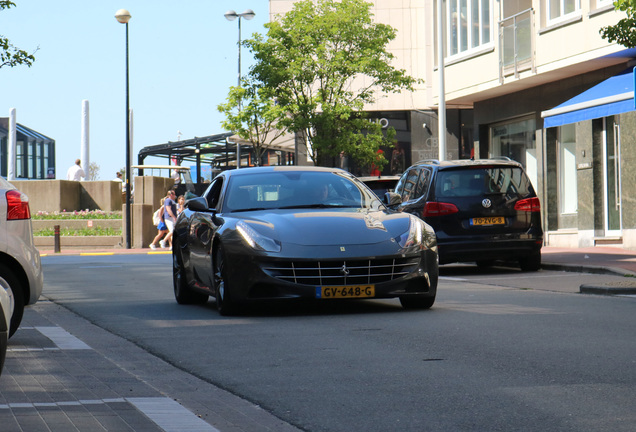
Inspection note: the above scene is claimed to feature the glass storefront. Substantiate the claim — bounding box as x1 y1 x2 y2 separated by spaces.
489 117 537 189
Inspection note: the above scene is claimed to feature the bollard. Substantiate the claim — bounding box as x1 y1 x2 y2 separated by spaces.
54 225 60 253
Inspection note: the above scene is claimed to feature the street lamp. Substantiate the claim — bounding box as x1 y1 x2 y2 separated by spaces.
224 9 255 87
115 8 132 249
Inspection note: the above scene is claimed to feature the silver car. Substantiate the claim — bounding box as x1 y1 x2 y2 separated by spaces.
0 177 43 337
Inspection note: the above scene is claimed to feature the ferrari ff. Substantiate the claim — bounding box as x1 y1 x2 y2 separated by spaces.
172 166 438 315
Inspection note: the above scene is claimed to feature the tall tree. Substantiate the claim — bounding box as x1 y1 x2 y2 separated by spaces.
218 78 287 166
244 0 419 169
600 0 636 47
0 1 37 69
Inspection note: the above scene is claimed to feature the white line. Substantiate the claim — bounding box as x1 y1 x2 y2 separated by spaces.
35 326 91 350
127 398 219 432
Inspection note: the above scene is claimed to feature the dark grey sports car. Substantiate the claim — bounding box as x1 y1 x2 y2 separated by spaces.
172 166 438 315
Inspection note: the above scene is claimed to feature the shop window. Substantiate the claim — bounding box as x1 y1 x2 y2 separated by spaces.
489 117 537 189
558 124 577 214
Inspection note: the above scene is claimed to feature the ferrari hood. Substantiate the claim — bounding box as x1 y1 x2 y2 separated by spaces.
238 209 412 246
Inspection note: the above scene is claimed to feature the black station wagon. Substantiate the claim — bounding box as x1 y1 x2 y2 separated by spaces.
385 158 543 271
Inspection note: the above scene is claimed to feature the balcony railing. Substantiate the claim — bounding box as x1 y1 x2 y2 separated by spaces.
499 8 535 82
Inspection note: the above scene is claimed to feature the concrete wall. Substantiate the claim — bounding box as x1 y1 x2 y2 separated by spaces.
14 177 177 250
12 180 123 213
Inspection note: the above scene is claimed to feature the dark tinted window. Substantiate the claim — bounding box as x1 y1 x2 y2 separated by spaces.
413 168 432 198
396 168 421 201
222 171 381 212
435 167 532 199
204 177 224 208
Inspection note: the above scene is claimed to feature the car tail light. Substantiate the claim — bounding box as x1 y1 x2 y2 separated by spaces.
423 201 459 217
514 197 540 212
6 190 31 220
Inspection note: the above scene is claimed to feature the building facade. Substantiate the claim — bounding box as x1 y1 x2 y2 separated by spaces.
270 0 636 250
0 118 56 179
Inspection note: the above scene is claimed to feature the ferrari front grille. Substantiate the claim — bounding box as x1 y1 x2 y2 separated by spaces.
262 257 420 286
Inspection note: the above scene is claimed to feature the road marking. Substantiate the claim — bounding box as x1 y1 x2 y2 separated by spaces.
79 265 123 269
128 397 220 432
35 326 91 350
0 397 219 431
79 252 115 256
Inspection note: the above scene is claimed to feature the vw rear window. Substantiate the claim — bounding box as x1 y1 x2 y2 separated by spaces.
436 167 533 199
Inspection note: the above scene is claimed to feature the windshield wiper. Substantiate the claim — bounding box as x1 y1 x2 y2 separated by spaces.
277 203 353 209
231 207 268 212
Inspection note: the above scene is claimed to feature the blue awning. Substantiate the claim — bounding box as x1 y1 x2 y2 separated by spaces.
541 68 635 128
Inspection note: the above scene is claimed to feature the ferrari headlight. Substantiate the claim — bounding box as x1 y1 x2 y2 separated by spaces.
236 220 281 252
397 217 437 251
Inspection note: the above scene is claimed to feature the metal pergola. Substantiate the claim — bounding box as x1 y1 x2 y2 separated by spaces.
137 132 235 182
138 132 297 185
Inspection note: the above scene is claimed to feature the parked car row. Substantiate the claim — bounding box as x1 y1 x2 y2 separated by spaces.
172 158 542 316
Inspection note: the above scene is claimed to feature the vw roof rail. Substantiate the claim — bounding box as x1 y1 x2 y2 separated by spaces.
415 159 440 165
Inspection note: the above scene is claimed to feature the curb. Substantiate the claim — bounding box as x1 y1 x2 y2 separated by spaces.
39 250 172 257
580 284 636 295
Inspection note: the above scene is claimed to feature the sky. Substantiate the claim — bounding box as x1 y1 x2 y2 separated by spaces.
0 0 270 180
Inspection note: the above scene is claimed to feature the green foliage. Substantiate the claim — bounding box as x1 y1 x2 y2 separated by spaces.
0 1 37 69
217 78 287 165
600 1 636 47
34 226 122 237
239 0 419 169
33 210 122 220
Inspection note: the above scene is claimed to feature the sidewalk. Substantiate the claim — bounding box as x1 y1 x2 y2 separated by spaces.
541 246 636 295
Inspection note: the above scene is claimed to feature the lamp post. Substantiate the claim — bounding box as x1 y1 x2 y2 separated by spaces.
436 0 446 161
115 8 132 249
224 9 256 87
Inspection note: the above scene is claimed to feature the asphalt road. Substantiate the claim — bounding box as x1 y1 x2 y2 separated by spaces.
38 254 636 432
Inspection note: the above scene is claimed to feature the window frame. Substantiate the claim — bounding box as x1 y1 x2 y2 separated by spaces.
546 0 581 26
445 0 493 60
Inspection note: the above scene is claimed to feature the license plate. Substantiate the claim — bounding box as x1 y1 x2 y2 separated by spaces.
316 285 375 299
471 216 505 226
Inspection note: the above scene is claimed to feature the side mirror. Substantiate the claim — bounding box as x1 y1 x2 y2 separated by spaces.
185 196 210 212
383 192 402 207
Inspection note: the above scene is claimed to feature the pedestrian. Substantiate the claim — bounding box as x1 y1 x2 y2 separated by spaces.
113 172 123 182
177 195 186 215
161 189 178 250
149 197 168 249
66 159 85 181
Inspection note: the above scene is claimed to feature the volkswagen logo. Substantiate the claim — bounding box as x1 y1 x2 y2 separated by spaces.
340 263 350 276
482 198 492 208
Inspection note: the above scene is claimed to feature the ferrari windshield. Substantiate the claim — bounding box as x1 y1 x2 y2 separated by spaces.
223 171 383 212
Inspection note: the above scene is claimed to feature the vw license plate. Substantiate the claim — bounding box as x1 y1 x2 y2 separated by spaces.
316 285 375 299
471 216 505 226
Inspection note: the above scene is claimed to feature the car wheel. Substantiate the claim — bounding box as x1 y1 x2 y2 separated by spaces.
173 250 208 305
0 263 24 338
399 294 435 310
519 252 541 272
214 244 237 316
